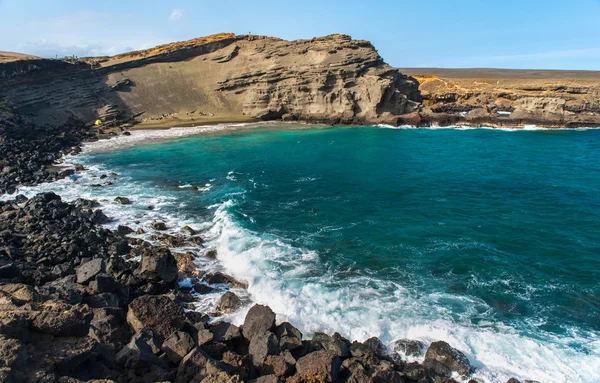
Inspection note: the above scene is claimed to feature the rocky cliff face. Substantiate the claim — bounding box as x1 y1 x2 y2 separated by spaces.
401 68 600 128
0 34 421 127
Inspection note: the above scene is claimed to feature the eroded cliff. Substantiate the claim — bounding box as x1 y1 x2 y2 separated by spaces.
0 34 421 127
401 68 600 128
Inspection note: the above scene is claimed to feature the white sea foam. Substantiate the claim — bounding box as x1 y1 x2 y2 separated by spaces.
376 123 600 132
3 128 600 383
203 199 600 383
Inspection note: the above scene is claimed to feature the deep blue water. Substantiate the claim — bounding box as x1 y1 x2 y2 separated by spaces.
27 125 600 382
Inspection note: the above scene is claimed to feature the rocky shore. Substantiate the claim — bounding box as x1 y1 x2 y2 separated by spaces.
1 190 537 383
0 112 544 383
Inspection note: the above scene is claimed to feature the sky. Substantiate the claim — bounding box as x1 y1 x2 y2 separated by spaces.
1 0 599 70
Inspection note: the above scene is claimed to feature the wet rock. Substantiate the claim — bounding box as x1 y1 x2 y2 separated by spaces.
91 209 109 224
152 233 187 247
203 272 246 288
190 236 205 246
181 225 197 235
162 331 195 363
76 258 105 284
363 336 387 357
194 283 216 295
74 164 85 171
13 194 27 204
295 349 341 383
116 225 134 235
423 340 472 377
136 246 178 283
151 221 167 231
349 339 383 360
73 198 99 208
173 252 198 274
217 291 242 313
242 304 276 341
392 338 426 357
126 295 186 338
114 196 131 205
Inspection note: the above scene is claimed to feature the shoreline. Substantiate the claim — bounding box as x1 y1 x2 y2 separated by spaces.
0 159 524 383
1 115 594 383
86 120 600 154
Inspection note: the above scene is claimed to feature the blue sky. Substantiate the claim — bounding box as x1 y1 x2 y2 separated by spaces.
1 0 599 70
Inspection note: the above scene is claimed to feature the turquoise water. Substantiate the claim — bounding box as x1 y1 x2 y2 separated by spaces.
13 125 600 382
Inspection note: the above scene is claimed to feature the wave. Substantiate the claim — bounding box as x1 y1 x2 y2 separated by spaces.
204 199 600 383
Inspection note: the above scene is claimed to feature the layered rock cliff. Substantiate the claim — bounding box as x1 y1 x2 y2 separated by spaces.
401 68 600 128
0 34 421 127
2 34 599 129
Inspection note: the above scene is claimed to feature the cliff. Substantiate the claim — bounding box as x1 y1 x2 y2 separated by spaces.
0 33 421 128
400 68 600 128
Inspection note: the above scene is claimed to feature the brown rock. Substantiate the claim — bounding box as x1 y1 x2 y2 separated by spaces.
162 331 195 363
176 347 214 383
200 372 241 383
76 259 105 284
423 340 472 377
242 304 276 341
295 350 341 383
217 291 242 313
136 247 178 283
126 295 186 338
260 351 295 377
248 331 280 366
0 336 27 368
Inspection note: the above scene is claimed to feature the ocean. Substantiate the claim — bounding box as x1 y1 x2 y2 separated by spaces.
7 124 600 382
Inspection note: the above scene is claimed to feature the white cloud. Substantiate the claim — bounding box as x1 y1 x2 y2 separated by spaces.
0 11 168 58
169 9 183 21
